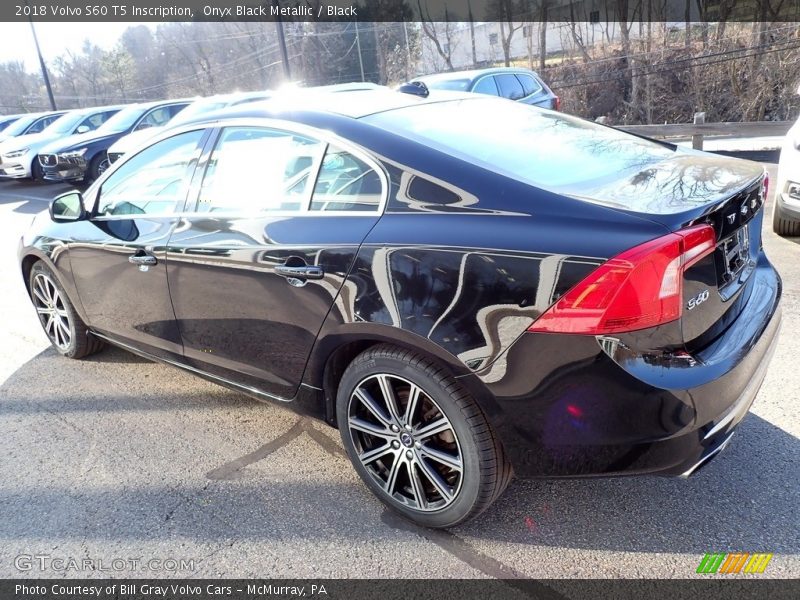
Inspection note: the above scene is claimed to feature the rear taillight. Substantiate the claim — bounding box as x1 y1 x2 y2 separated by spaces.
553 96 561 111
528 225 716 335
763 172 769 202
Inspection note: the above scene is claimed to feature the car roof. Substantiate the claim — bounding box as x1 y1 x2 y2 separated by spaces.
67 104 128 116
186 86 475 124
415 67 542 83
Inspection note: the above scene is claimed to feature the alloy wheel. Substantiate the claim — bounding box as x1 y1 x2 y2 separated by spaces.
97 158 110 176
347 374 463 512
31 273 72 350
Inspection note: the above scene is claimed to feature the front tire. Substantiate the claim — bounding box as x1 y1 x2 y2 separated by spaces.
87 152 109 182
31 158 44 181
29 262 105 359
336 344 512 528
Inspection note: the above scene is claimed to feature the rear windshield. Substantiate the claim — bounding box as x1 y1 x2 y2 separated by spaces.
363 98 674 188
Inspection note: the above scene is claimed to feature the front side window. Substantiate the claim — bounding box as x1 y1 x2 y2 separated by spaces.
96 129 204 216
310 145 382 212
27 115 59 134
195 126 325 213
134 107 174 131
472 76 499 96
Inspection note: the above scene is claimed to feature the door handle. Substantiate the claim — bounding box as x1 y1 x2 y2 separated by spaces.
275 264 324 280
128 253 157 266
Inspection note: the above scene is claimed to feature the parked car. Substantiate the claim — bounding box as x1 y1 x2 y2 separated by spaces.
0 105 123 180
773 113 800 236
0 114 23 133
37 100 192 182
0 110 67 145
107 92 271 164
412 67 559 109
19 88 780 528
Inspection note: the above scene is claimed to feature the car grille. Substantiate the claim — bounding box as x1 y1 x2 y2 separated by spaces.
39 154 57 167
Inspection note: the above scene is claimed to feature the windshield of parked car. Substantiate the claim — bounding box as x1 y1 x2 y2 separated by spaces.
97 105 148 133
364 98 675 189
168 100 229 126
418 77 471 92
45 112 84 135
1 114 38 137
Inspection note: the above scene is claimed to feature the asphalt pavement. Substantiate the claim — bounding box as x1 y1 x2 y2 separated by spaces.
0 168 797 580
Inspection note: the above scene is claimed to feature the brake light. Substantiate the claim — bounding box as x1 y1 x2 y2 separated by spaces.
553 96 561 111
762 172 769 202
528 225 716 335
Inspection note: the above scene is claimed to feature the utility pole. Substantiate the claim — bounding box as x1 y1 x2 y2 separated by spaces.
272 0 291 81
354 20 365 82
25 0 56 110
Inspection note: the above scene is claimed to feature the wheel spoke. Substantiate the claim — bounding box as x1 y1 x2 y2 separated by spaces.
417 457 453 501
403 384 421 427
377 374 402 424
349 417 393 440
415 417 451 441
358 443 394 466
354 387 392 427
56 318 70 344
45 314 55 335
33 285 48 306
409 462 428 510
383 453 403 496
420 445 462 472
36 307 51 315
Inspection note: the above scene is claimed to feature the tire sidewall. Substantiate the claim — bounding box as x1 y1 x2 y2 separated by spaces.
337 352 484 528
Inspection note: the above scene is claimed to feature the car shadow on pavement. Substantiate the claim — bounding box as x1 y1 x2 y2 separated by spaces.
0 346 797 556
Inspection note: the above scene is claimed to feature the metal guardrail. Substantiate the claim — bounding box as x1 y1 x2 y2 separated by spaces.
613 112 792 151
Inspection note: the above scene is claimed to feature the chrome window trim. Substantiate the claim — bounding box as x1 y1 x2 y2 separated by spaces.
88 117 389 220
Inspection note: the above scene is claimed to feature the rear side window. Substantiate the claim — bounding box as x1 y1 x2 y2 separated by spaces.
196 126 325 213
515 74 542 97
472 76 499 96
310 145 382 212
495 74 525 100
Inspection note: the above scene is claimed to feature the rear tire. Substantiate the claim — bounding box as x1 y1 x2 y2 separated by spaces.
773 202 800 236
29 261 105 359
336 344 512 528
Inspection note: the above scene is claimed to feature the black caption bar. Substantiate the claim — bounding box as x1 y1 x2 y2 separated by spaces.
3 579 800 600
3 0 800 22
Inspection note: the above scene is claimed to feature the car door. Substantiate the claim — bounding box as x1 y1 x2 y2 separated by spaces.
68 128 209 359
166 123 386 399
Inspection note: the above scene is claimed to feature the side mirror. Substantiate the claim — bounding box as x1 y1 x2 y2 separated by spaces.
75 125 90 134
49 191 87 223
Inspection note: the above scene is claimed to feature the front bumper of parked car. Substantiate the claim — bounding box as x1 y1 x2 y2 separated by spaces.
0 152 33 178
39 152 88 182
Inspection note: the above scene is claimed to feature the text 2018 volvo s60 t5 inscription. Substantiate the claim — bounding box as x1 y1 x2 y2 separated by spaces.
19 88 781 528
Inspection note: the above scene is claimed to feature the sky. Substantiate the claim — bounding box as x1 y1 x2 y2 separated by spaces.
0 22 150 71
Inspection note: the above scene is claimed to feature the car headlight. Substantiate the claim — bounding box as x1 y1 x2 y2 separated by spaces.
3 147 29 158
59 148 88 159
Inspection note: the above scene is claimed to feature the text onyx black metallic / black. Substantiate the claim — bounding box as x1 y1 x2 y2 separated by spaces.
19 88 782 528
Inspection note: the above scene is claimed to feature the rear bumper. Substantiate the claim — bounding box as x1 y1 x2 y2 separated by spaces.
471 252 782 478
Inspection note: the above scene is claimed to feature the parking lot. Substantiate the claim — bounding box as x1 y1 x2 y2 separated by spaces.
0 168 797 580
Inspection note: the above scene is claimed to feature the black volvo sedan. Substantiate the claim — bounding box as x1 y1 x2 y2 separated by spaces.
19 88 781 528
